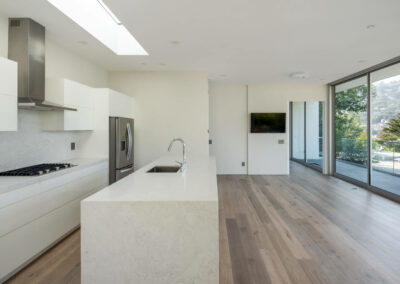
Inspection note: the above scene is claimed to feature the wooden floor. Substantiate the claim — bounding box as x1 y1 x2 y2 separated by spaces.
6 230 81 284
7 162 400 284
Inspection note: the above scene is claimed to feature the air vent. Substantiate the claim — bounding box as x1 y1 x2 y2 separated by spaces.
289 72 309 79
10 20 20 27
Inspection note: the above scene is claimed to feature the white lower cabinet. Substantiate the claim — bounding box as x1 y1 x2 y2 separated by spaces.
0 161 108 282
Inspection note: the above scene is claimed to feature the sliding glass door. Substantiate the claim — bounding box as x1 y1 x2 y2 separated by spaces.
292 102 305 161
306 102 324 168
334 76 368 183
370 64 400 196
333 62 400 198
290 101 324 170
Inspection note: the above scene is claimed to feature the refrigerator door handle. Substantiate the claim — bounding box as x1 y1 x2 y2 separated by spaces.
126 122 132 161
120 166 133 173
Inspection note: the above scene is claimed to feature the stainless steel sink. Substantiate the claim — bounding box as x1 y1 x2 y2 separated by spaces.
147 166 181 173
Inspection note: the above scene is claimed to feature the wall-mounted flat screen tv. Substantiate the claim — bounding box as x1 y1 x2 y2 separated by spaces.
251 113 286 133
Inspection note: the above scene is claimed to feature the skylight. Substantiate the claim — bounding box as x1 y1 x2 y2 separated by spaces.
47 0 148 56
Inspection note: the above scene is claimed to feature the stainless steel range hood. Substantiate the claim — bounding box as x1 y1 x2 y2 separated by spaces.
8 18 76 111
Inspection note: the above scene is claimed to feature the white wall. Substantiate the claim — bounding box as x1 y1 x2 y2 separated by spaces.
208 82 327 175
209 82 247 174
45 39 107 88
108 71 209 168
0 13 108 171
248 84 327 175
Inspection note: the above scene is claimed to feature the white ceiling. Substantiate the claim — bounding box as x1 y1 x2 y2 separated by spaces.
1 0 400 83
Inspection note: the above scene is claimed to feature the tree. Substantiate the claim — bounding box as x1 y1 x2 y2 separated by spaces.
335 85 367 114
335 85 367 139
335 85 368 165
378 113 400 141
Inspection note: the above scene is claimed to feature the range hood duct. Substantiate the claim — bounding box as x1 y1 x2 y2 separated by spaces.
8 18 76 111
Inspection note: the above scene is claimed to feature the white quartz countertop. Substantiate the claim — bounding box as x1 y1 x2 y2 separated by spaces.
84 155 218 202
0 157 108 195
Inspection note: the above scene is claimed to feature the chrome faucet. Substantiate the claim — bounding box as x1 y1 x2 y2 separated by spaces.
168 138 186 171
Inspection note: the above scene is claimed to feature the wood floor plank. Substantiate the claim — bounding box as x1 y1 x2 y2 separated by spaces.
260 248 293 284
236 214 272 284
218 178 235 284
225 218 255 284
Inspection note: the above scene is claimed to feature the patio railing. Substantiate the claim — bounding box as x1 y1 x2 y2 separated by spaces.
336 138 400 176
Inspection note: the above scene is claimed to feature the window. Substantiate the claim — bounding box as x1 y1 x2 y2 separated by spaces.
370 63 400 195
334 77 368 183
292 102 305 161
306 101 324 168
47 0 148 55
333 62 400 198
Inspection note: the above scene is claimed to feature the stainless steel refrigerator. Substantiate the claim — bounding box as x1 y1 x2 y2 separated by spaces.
109 117 134 184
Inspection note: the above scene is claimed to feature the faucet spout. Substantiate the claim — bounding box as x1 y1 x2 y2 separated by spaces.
168 138 186 171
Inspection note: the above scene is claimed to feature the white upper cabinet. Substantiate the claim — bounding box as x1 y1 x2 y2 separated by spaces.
0 57 18 131
41 79 94 131
94 88 134 118
108 89 134 118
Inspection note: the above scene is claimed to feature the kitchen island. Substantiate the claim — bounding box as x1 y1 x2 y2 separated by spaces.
81 156 219 284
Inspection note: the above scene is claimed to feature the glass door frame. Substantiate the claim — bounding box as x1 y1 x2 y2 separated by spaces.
330 56 400 203
290 102 323 173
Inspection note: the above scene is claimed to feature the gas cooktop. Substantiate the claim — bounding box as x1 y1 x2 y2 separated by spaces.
0 163 75 176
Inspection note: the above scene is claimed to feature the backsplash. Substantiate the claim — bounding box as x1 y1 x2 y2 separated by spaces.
0 110 90 172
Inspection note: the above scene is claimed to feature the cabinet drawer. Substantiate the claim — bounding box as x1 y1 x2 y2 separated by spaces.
0 187 99 281
0 169 107 237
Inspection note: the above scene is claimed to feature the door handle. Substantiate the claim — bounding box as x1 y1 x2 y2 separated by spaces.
120 166 133 173
126 122 132 161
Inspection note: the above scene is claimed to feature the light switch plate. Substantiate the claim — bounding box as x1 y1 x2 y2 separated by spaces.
278 139 284 144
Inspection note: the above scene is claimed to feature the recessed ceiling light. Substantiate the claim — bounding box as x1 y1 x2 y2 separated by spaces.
141 62 147 65
366 24 375 29
77 40 87 45
219 74 227 77
289 72 309 79
358 59 366 63
170 40 180 45
47 0 148 55
160 63 166 66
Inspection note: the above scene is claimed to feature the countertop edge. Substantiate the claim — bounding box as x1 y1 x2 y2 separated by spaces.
83 155 218 203
0 157 108 195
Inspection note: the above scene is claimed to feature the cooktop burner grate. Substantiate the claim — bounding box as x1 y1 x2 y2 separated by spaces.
0 163 75 176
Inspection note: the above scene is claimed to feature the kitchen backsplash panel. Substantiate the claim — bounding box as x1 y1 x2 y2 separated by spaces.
0 110 90 172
